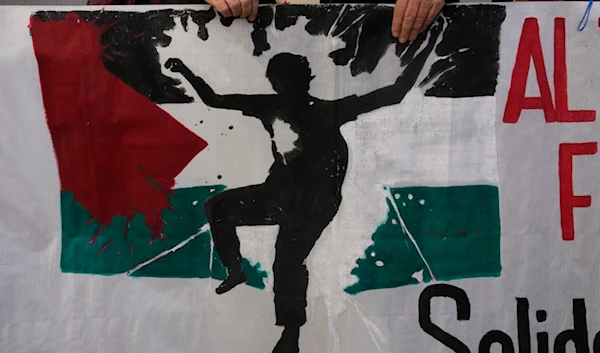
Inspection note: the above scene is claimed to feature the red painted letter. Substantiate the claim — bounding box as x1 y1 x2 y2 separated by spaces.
553 18 596 122
503 18 555 124
558 142 597 241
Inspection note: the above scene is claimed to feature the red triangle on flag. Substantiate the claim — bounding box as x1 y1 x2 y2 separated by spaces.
30 13 207 240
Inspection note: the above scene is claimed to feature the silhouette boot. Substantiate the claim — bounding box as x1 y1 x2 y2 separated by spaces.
215 267 246 295
272 326 300 353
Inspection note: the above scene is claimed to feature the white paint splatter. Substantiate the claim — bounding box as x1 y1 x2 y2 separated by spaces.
419 199 425 205
391 219 397 225
352 25 363 58
402 202 406 207
394 193 400 200
192 200 198 206
335 13 367 38
272 118 299 163
375 261 384 267
205 235 214 297
420 63 456 92
412 269 424 283
347 297 388 353
408 194 413 200
327 4 348 37
370 252 376 257
126 224 211 275
384 187 436 282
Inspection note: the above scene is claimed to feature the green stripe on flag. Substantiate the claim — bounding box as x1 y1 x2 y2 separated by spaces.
345 185 501 294
60 186 268 289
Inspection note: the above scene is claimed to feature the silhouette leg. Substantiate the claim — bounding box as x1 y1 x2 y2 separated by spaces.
272 220 329 353
203 184 282 295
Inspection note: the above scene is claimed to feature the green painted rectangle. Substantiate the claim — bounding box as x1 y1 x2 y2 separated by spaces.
346 185 501 294
60 186 267 289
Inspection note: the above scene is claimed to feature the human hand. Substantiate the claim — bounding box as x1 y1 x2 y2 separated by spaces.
205 0 258 22
391 0 444 44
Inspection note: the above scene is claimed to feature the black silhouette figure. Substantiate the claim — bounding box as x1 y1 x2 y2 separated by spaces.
165 18 442 353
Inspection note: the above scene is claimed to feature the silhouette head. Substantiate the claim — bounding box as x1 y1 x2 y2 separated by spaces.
266 53 314 95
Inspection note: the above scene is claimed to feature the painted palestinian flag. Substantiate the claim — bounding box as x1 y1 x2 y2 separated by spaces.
29 5 503 293
29 12 268 288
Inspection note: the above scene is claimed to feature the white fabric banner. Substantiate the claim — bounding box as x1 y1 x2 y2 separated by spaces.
0 4 599 353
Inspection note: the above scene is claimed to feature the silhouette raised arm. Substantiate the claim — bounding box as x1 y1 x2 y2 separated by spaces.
165 58 265 116
337 16 444 125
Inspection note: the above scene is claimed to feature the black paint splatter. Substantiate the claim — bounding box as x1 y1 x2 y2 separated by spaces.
190 10 217 40
421 5 506 97
266 5 506 97
34 9 218 104
34 4 506 104
251 7 274 56
220 15 235 27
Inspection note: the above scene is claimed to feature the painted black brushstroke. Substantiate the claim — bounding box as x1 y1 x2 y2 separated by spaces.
400 31 425 66
266 5 505 96
94 11 194 103
419 57 451 89
165 16 443 353
270 5 398 75
34 4 505 103
347 10 394 75
422 5 506 97
273 12 298 31
251 7 274 56
327 7 366 66
33 9 218 104
395 41 409 58
220 15 235 27
181 12 190 31
190 10 217 40
273 5 309 30
305 5 348 35
32 11 69 22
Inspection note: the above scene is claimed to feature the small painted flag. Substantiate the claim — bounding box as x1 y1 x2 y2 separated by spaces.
29 13 268 287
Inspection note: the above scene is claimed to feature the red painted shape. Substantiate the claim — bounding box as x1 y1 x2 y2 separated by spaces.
96 241 112 256
30 14 207 240
503 18 556 124
554 18 596 123
558 142 597 241
504 18 596 124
